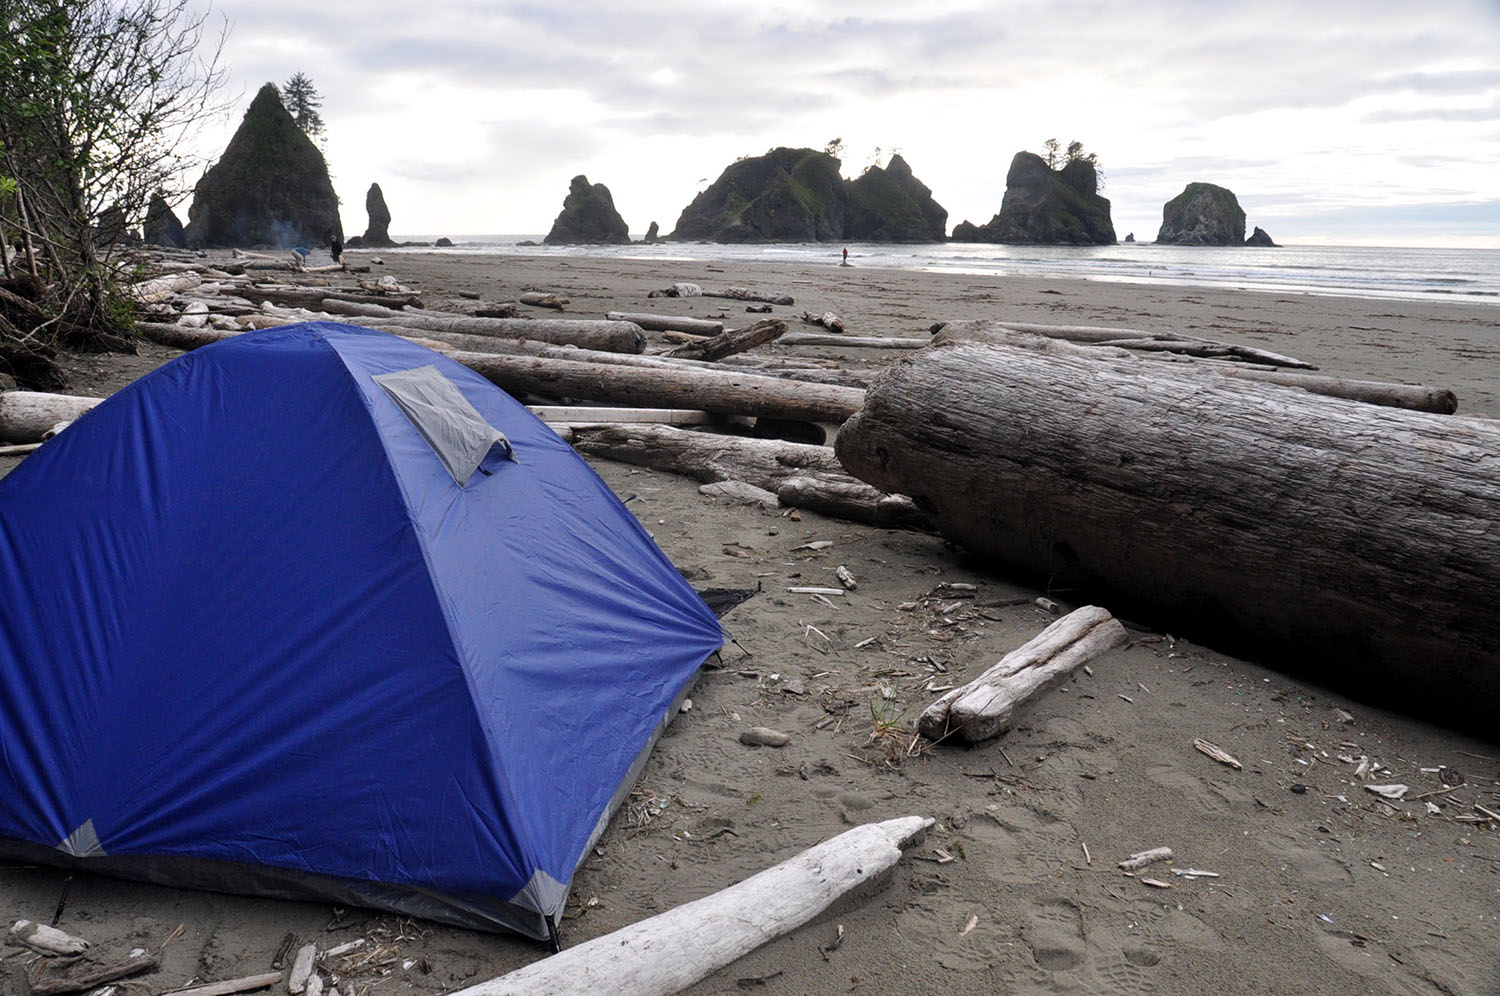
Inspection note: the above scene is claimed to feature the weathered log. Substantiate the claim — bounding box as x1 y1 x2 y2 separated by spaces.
607 312 724 335
0 391 102 443
315 298 411 319
664 319 785 361
7 920 88 956
799 310 844 333
160 972 285 996
567 424 922 528
449 816 932 996
361 314 646 354
451 351 863 423
529 406 717 426
917 606 1128 743
704 288 794 306
968 319 1316 369
941 321 1456 413
519 291 567 309
835 333 1500 727
131 272 202 304
243 286 422 311
779 333 927 349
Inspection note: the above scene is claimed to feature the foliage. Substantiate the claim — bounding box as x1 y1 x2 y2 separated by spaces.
0 0 228 380
281 72 324 137
823 136 844 157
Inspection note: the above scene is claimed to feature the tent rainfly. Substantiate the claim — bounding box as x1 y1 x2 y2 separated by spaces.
0 322 725 943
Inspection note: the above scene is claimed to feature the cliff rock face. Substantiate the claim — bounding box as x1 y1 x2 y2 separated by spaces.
1156 182 1245 246
184 83 342 249
143 194 187 248
672 148 846 242
543 175 631 244
950 152 1115 245
362 183 395 246
843 154 947 242
1245 226 1279 247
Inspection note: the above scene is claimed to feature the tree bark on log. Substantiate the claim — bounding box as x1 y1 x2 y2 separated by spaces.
450 351 863 422
242 286 422 311
779 333 928 349
945 319 1316 369
606 312 725 335
0 391 102 443
361 314 646 354
449 817 931 996
664 319 785 360
568 424 924 528
835 334 1500 728
918 606 1128 743
703 288 794 305
940 321 1455 413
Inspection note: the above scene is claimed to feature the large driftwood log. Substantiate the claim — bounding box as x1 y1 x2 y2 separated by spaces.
568 424 925 528
947 319 1315 369
243 286 422 311
361 314 646 354
0 391 102 443
918 606 1128 743
664 319 785 361
835 333 1500 726
780 333 928 349
941 321 1457 414
132 272 202 303
450 351 863 423
607 312 724 335
703 288 794 306
450 817 931 996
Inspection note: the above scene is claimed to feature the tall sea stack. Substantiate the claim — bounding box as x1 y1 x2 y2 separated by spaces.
183 83 342 248
951 152 1115 245
543 175 631 244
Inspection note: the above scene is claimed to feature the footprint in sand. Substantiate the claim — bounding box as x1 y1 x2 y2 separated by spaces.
997 898 1161 995
895 901 1015 972
1144 763 1256 816
1024 899 1089 972
967 805 1078 883
1259 833 1354 889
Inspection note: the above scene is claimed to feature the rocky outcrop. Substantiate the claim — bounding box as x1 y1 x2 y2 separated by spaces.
671 148 847 242
1124 232 1135 243
543 175 631 245
1245 226 1279 247
1156 182 1245 246
184 83 342 249
643 221 661 243
362 183 395 247
950 152 1114 245
143 194 187 248
843 155 947 242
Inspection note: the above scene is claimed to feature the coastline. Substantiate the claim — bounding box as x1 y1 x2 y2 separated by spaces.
2 251 1497 996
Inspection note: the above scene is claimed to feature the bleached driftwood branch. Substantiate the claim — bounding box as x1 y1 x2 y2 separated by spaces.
450 816 932 996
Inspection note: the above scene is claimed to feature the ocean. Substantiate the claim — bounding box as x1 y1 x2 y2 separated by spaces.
386 237 1500 307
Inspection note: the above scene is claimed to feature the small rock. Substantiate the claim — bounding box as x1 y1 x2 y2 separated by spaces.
740 727 791 747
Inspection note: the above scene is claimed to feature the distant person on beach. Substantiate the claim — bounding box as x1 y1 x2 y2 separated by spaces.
842 247 849 265
330 234 343 264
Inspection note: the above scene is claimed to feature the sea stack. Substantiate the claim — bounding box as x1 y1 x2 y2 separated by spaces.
1245 226 1279 247
143 194 187 248
183 83 342 248
672 147 847 242
543 175 631 244
1156 183 1245 245
843 154 947 242
362 183 396 247
950 152 1115 245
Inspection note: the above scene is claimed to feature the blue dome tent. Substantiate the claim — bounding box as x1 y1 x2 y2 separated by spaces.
0 323 725 943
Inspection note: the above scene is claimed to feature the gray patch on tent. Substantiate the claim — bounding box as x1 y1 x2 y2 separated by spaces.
58 818 105 857
374 365 514 486
514 867 569 920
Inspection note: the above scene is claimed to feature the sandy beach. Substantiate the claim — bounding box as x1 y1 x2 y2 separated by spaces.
3 252 1498 996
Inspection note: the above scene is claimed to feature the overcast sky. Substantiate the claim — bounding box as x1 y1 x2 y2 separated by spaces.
178 0 1500 247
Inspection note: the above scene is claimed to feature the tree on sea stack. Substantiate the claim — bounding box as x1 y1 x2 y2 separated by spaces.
281 72 325 138
0 0 227 385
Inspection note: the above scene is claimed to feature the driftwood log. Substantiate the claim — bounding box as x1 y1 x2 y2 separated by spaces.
663 319 786 361
703 288 794 306
450 817 931 996
941 321 1457 414
451 351 863 423
970 319 1314 369
361 314 646 354
519 291 567 309
243 286 422 311
918 606 1128 743
606 312 724 335
0 391 102 443
835 332 1500 727
568 424 926 528
131 272 202 303
779 333 928 349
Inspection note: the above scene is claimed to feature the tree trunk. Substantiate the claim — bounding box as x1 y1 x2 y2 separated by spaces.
131 272 202 304
941 321 1456 413
361 314 646 354
918 606 1128 743
703 288 794 305
835 333 1500 728
449 817 931 996
779 333 928 349
451 351 863 422
240 286 423 311
568 424 922 527
664 319 785 360
0 391 102 443
607 312 725 335
955 319 1315 369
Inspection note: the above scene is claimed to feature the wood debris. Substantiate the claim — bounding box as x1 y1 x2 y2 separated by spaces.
1194 739 1242 769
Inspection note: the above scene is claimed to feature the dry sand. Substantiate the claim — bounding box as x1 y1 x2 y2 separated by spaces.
2 251 1498 996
